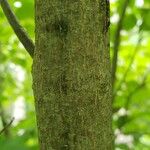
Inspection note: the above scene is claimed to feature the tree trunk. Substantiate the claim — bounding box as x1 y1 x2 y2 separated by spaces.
32 0 113 149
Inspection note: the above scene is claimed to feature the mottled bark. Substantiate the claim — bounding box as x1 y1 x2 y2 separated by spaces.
32 0 113 149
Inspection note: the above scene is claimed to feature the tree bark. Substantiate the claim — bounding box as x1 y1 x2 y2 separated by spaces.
33 0 114 149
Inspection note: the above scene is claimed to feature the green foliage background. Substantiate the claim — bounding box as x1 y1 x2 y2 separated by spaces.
0 0 150 149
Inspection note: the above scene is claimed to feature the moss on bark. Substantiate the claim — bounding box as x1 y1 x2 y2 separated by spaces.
33 0 114 149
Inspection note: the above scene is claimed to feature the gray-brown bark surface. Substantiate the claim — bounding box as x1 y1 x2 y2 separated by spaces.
33 0 114 149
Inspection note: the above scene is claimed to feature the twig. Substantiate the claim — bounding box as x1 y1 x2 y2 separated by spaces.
0 0 34 57
0 109 10 137
125 70 149 109
112 0 129 88
113 35 143 100
0 117 14 135
115 71 149 127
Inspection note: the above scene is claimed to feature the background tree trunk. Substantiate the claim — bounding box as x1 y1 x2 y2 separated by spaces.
33 0 113 149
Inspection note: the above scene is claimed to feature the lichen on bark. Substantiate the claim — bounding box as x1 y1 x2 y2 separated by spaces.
32 0 114 149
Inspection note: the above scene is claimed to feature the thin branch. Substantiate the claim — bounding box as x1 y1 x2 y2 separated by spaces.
112 0 129 88
114 71 149 127
0 0 34 57
113 35 143 100
0 117 14 135
125 71 149 109
0 109 10 137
